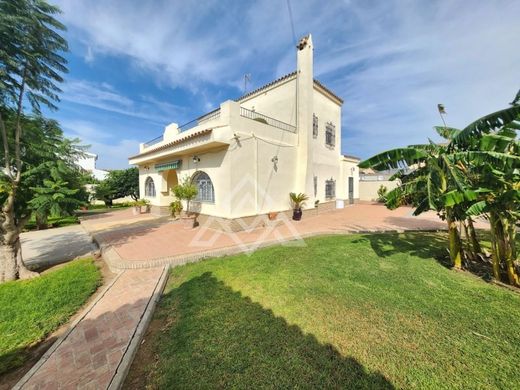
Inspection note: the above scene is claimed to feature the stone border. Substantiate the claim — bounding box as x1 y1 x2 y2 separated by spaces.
14 270 125 389
108 265 169 390
96 227 446 270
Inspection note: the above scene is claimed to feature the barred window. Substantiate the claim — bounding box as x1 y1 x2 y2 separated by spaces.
325 179 336 199
313 114 318 139
145 177 156 197
192 171 215 203
325 122 335 148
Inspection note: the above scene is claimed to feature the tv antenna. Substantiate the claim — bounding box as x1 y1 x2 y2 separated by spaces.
244 73 251 93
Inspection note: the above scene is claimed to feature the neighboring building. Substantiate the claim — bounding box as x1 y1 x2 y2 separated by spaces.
129 34 360 227
76 152 109 181
359 168 401 201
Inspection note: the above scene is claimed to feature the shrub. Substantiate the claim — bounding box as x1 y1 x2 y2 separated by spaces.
377 185 388 203
170 200 183 217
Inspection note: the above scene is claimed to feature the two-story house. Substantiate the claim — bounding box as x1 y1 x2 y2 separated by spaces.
129 34 359 230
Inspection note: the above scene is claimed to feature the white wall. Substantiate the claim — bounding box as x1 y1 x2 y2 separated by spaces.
359 179 399 201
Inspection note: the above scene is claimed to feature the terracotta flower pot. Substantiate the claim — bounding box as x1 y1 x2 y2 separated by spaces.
268 212 278 221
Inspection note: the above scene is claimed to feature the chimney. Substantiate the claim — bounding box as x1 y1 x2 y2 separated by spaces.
295 34 315 198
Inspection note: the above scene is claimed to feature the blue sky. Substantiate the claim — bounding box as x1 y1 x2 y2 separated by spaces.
50 0 520 169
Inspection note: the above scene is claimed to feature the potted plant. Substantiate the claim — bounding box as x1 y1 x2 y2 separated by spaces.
169 200 183 218
172 177 198 228
132 200 140 215
132 199 150 215
289 192 309 221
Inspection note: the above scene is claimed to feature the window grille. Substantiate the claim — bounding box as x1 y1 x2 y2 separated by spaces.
325 122 335 147
325 179 336 199
313 114 318 139
192 171 215 203
145 177 156 197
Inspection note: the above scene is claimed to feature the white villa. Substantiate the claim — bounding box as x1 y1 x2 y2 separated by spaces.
129 35 360 230
77 151 109 181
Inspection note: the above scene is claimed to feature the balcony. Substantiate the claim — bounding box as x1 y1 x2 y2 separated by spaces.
131 100 298 165
239 107 296 133
143 109 221 148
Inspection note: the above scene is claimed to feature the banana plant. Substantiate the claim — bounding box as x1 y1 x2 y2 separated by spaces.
359 139 468 268
360 90 520 278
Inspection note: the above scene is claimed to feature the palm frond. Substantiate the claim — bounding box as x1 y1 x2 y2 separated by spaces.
450 105 520 148
359 147 428 170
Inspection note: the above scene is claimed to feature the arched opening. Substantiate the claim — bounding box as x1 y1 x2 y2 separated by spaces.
165 169 179 193
192 171 215 203
144 176 156 197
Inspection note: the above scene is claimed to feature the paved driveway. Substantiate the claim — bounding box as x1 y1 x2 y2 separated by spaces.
92 203 485 269
21 224 96 270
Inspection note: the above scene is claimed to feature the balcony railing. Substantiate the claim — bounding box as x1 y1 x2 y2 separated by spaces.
143 135 163 148
240 107 296 133
142 109 221 149
179 109 221 132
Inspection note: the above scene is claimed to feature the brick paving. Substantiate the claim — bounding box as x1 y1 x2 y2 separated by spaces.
93 203 476 266
80 208 161 233
16 267 164 390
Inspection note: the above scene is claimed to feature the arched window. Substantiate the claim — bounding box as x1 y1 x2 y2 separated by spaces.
145 177 156 197
192 171 214 203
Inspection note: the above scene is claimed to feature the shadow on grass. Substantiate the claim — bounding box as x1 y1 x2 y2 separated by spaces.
353 231 449 264
125 272 394 389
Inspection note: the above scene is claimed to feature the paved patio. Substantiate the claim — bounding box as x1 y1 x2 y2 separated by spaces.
90 203 456 269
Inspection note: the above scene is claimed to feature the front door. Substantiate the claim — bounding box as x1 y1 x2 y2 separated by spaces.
348 177 354 204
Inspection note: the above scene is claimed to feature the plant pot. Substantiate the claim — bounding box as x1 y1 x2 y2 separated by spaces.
268 212 278 221
292 208 302 221
181 215 196 229
132 206 141 215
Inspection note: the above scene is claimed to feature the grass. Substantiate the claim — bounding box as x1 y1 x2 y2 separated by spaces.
126 233 520 389
23 215 79 231
0 258 102 375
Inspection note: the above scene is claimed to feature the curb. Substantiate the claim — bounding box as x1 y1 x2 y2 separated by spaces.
108 265 170 390
14 269 125 389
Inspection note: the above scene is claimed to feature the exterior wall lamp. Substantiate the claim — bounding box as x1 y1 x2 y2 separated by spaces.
193 156 200 163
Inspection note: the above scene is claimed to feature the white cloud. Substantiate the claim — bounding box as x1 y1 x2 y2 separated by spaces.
61 79 184 124
54 0 520 161
61 120 139 169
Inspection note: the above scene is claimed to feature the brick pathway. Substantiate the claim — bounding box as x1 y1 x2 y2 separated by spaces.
15 267 165 390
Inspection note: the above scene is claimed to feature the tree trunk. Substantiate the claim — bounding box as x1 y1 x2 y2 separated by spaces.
35 213 48 230
1 192 38 283
466 218 482 255
461 220 474 261
446 208 463 269
488 213 502 281
503 217 520 287
1 235 37 282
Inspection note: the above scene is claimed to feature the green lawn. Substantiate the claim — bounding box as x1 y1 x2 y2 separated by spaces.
23 215 80 231
0 258 102 375
126 233 520 389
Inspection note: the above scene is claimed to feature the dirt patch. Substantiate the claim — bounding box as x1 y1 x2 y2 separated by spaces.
123 315 164 389
0 257 116 390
